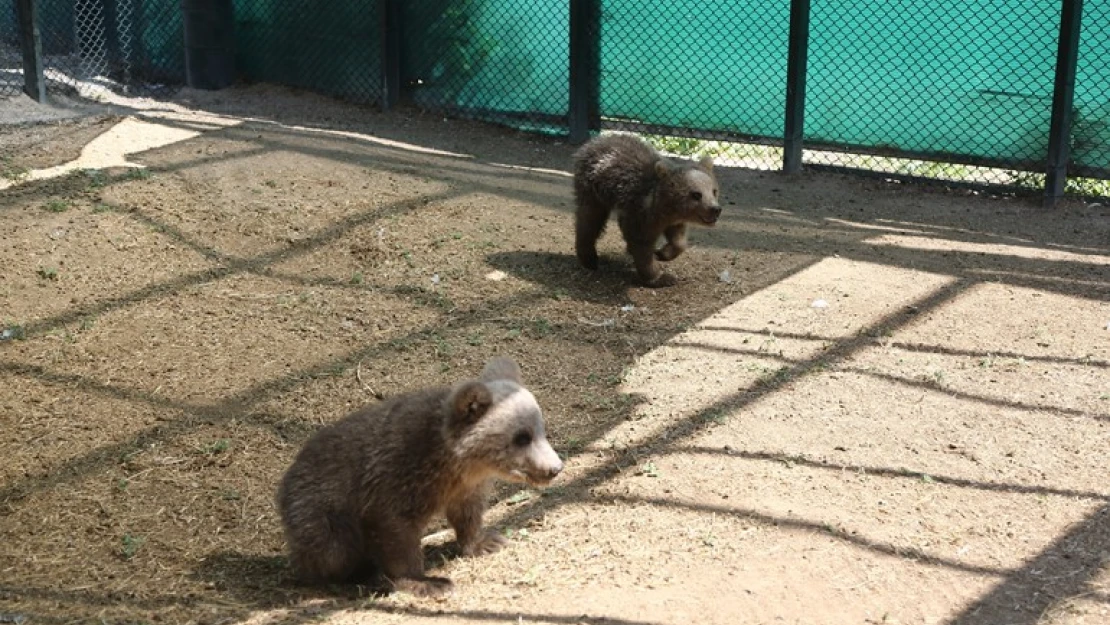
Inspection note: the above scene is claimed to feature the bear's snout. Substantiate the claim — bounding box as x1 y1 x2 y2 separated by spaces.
546 458 564 479
701 205 722 225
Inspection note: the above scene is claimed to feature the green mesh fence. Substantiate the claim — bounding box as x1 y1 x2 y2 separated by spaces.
804 0 1060 183
598 1 789 145
233 0 381 104
1 0 19 96
1074 0 1110 177
8 0 1110 190
4 0 184 97
401 0 570 134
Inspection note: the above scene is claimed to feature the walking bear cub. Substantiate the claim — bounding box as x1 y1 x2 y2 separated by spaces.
573 133 722 287
276 357 564 597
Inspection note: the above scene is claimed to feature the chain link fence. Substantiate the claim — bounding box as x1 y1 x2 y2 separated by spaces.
234 0 380 104
401 0 569 134
802 0 1060 187
598 1 789 171
1073 0 1110 185
4 0 1109 198
7 0 184 98
1 0 21 96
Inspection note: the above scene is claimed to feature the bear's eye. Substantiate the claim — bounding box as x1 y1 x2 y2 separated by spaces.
690 191 702 201
512 430 533 447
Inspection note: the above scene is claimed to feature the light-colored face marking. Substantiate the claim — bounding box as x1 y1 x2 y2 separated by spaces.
457 383 564 487
682 168 722 225
684 169 718 200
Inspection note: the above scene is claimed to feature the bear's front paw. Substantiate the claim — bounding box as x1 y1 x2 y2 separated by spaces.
655 244 684 262
394 576 454 599
645 273 678 288
462 530 508 557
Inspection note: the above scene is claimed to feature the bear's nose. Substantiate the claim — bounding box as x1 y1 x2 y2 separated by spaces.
548 460 564 478
709 206 722 219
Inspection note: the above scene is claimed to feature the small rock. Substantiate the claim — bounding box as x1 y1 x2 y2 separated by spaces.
811 299 829 309
718 269 732 283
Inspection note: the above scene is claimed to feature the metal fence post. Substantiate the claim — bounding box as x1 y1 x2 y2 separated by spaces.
16 0 46 102
783 0 811 174
568 0 600 144
1044 0 1084 208
379 0 401 110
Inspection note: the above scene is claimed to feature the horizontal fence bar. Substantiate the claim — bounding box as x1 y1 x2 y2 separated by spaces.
1065 164 1110 181
600 119 784 149
802 140 1046 174
805 163 1042 197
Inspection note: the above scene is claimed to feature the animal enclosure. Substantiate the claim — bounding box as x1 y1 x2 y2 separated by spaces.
0 84 1108 624
3 0 1110 200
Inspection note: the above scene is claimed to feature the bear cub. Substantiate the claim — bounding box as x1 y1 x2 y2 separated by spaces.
276 356 564 598
573 133 721 287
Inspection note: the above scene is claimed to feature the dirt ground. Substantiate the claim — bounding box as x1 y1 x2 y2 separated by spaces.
1 85 1108 625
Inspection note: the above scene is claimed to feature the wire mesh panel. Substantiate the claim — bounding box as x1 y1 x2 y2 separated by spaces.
804 0 1060 184
25 0 183 97
233 0 381 104
599 0 789 148
1 0 22 96
401 0 570 134
1073 0 1110 180
128 0 185 92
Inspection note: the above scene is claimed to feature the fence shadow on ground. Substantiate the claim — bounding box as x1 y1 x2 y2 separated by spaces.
0 102 1107 624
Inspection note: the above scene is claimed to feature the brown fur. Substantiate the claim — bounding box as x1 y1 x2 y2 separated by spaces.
573 134 721 287
276 357 563 597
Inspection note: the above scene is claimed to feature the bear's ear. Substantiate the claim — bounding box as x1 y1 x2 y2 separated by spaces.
698 155 714 173
480 356 522 384
654 159 672 179
448 380 493 428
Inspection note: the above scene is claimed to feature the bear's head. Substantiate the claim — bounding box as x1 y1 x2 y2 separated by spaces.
444 357 564 488
655 155 721 226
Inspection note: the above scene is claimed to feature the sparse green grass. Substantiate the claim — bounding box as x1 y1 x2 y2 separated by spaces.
37 266 59 281
0 157 30 181
640 461 660 478
43 199 70 213
433 333 454 358
350 271 364 285
1 325 26 341
531 318 553 338
123 168 152 181
562 437 584 453
505 490 534 505
705 407 728 425
83 168 108 188
200 439 230 455
120 534 144 559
